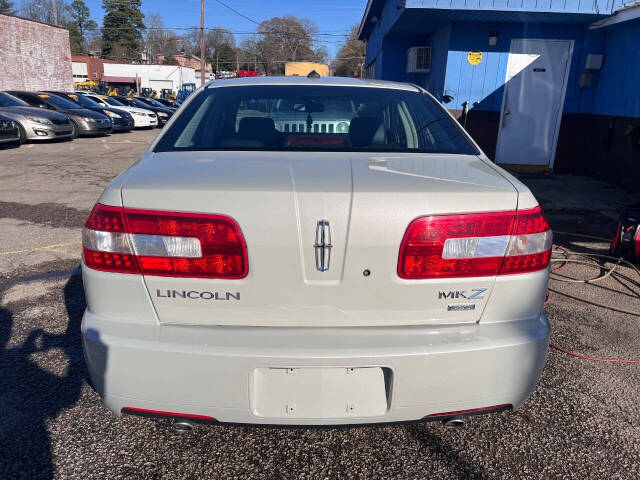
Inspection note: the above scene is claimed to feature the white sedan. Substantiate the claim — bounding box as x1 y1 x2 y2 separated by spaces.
84 94 157 128
81 76 551 428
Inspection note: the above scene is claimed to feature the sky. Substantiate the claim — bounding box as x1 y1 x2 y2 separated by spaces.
83 0 367 57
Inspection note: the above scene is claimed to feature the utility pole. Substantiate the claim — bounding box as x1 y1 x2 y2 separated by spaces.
52 0 58 25
200 0 206 85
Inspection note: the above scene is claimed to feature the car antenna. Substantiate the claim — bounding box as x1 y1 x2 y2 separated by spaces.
307 70 321 79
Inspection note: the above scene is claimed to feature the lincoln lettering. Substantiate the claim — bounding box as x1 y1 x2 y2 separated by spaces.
156 289 240 301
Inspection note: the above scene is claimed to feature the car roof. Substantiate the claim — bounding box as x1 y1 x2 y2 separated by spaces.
206 76 422 92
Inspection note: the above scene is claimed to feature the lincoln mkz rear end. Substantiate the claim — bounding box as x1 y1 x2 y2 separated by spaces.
81 77 551 427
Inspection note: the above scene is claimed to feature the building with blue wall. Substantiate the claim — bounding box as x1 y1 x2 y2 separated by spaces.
359 1 640 188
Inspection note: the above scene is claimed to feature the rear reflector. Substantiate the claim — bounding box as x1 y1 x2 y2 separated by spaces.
122 407 216 420
83 203 248 278
398 206 551 279
425 403 511 418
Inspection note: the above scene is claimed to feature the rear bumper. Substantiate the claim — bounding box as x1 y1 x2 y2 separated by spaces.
82 311 550 425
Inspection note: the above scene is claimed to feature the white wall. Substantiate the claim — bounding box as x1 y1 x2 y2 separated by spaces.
72 62 88 76
102 64 196 92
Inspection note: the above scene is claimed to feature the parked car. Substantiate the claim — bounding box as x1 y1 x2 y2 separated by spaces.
153 98 179 109
44 92 134 133
114 96 173 127
84 94 157 129
0 112 20 146
6 91 112 137
136 96 178 111
81 76 552 427
0 92 73 143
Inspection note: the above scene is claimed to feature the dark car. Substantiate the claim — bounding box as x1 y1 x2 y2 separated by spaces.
137 97 178 111
45 91 134 132
114 96 174 127
6 91 112 137
0 112 20 146
153 98 179 109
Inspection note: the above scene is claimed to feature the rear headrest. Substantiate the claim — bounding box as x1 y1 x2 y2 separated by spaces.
349 117 385 147
238 117 276 143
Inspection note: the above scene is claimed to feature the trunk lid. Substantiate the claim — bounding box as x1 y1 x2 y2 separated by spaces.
120 151 517 326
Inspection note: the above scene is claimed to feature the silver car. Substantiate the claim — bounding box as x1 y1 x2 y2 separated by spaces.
81 77 551 427
0 92 73 142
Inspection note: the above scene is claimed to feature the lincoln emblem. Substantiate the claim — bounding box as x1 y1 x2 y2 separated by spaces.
314 220 332 272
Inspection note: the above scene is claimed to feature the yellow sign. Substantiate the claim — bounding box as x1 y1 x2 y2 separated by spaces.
467 51 483 66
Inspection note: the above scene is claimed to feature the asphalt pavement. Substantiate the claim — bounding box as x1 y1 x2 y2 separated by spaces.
0 131 638 479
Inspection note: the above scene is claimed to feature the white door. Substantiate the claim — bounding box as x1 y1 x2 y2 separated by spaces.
495 39 572 168
149 80 173 91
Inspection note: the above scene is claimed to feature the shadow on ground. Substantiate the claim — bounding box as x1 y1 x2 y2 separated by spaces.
0 272 85 479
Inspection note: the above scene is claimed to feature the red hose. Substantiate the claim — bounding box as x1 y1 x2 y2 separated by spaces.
549 342 640 364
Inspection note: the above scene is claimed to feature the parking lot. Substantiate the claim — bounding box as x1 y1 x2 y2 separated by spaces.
1 130 639 480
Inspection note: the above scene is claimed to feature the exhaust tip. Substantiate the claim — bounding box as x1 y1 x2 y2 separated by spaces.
171 419 195 433
443 416 465 428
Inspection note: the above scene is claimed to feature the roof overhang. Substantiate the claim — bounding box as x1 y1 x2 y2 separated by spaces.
589 2 640 30
359 0 611 40
358 0 387 40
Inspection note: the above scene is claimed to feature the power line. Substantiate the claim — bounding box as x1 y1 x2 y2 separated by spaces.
212 0 260 26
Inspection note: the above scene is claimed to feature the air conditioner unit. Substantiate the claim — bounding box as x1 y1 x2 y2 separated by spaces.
407 46 431 73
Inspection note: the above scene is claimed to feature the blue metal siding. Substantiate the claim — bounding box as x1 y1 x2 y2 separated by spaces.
428 23 451 96
592 22 640 118
441 22 591 113
363 0 406 68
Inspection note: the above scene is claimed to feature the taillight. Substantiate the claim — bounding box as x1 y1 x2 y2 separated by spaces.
398 206 551 279
83 203 248 278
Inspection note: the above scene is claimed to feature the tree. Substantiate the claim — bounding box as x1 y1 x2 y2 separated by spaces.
67 22 83 53
68 0 97 51
101 0 145 61
144 13 179 60
0 0 15 14
332 24 366 78
213 42 237 71
179 28 200 57
245 16 327 75
20 0 70 25
206 28 236 72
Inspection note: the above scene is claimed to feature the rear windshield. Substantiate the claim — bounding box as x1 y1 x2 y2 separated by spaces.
154 85 477 154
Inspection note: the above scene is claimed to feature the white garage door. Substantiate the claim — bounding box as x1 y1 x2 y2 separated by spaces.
149 80 173 91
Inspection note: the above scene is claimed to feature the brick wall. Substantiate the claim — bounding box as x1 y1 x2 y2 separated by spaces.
0 13 73 91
